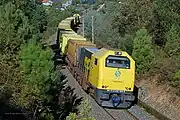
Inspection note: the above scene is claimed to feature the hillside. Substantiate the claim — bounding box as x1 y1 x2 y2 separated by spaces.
81 0 180 119
83 0 180 95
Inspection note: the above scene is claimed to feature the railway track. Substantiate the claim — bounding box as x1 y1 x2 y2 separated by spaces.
103 109 117 120
104 108 138 120
59 66 157 120
103 105 156 120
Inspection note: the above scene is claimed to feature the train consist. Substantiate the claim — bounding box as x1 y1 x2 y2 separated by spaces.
54 14 136 108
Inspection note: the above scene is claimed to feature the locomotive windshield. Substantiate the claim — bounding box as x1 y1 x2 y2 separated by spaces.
106 55 130 69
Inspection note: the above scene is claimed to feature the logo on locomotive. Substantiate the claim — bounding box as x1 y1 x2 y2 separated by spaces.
115 69 121 79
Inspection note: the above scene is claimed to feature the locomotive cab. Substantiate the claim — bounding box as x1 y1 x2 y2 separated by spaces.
88 48 135 108
73 14 81 24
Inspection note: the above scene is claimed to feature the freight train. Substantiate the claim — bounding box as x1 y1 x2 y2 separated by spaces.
54 14 136 108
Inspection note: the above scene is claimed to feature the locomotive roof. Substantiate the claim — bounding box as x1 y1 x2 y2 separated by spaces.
85 47 99 53
93 48 133 60
59 19 71 23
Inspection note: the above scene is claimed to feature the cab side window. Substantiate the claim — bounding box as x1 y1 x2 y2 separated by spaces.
94 58 97 65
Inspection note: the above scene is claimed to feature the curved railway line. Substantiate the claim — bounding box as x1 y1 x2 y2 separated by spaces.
46 14 158 120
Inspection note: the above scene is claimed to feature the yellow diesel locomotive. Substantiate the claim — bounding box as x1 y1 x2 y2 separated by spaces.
55 14 136 108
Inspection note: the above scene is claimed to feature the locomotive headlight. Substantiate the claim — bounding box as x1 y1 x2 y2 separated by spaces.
114 51 122 55
111 95 121 107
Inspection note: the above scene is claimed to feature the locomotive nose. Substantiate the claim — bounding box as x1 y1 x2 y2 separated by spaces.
111 94 121 107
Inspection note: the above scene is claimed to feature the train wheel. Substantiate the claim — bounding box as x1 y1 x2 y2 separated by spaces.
86 86 90 94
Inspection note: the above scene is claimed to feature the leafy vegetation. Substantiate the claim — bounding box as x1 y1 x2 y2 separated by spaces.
17 40 54 109
1 0 179 119
132 28 155 74
66 99 95 120
83 0 180 94
0 0 94 120
0 2 30 109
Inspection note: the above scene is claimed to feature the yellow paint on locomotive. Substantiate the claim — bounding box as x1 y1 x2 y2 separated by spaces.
84 56 91 79
73 14 81 18
66 17 76 21
88 48 135 92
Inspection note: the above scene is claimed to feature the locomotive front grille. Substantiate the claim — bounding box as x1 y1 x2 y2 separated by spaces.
95 89 135 108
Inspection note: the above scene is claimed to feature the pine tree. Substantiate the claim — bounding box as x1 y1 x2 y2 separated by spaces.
0 2 30 105
16 40 54 109
0 2 30 60
132 28 155 74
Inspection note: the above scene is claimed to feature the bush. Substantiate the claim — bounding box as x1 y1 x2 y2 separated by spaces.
66 98 95 120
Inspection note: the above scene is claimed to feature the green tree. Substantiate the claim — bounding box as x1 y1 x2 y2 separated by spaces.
0 1 85 119
32 72 82 120
132 28 155 74
83 6 133 54
112 0 153 37
18 40 82 119
0 2 30 107
0 0 48 39
66 99 95 120
165 24 180 89
16 40 54 109
150 0 180 46
0 2 30 61
165 24 180 56
83 10 105 39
